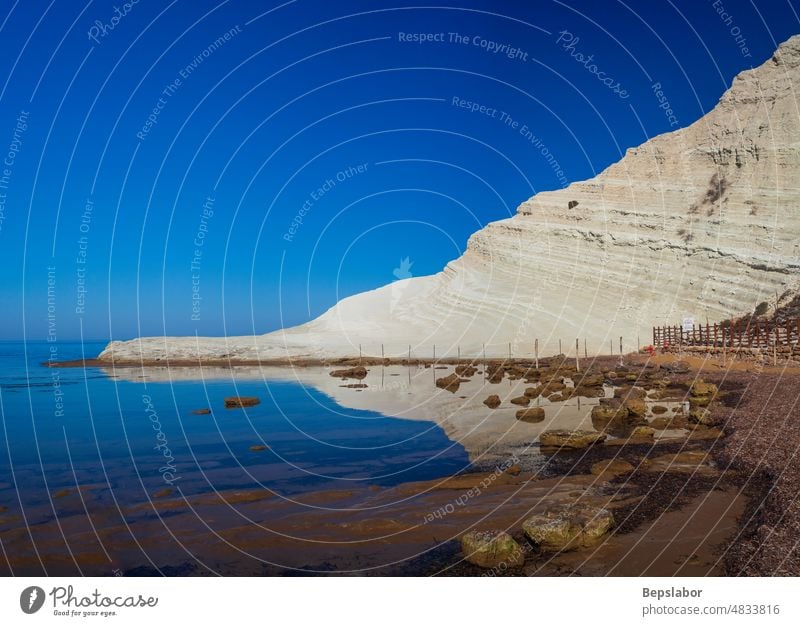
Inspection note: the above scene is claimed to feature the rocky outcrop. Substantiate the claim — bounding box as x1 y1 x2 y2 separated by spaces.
98 36 800 364
224 396 260 408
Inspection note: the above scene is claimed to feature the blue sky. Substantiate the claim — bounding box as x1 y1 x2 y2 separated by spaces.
1 0 798 341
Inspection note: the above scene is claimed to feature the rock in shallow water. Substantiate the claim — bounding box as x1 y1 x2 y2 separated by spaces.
516 407 545 422
483 394 501 408
539 429 606 449
461 530 525 569
523 503 614 551
329 366 368 379
224 396 260 408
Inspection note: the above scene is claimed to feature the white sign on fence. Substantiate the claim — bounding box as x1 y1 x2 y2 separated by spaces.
682 317 695 332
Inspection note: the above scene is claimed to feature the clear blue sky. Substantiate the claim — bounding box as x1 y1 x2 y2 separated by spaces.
1 0 798 341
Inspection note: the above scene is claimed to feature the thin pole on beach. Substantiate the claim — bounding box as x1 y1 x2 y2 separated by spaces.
535 339 539 369
359 344 362 363
508 342 511 360
619 337 623 355
483 343 486 365
584 339 587 358
559 338 562 354
408 345 411 363
458 346 461 360
637 336 640 352
433 344 436 362
575 338 580 371
610 340 613 355
381 344 384 359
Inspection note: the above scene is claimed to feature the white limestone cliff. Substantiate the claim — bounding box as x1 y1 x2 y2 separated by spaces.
99 35 800 363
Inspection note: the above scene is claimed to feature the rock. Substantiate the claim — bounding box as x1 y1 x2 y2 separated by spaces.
614 386 646 400
689 407 715 425
510 395 530 406
573 385 605 398
191 408 211 415
455 364 477 377
650 415 688 430
651 405 668 414
224 396 260 408
590 458 635 477
539 429 606 449
483 394 501 408
690 380 718 397
630 426 655 439
524 385 543 398
516 407 545 422
661 361 691 374
329 366 368 379
505 464 522 476
249 445 268 452
461 530 525 569
575 372 604 387
547 394 564 402
435 373 461 392
591 402 628 422
523 504 614 551
623 398 647 418
340 383 368 388
689 395 711 407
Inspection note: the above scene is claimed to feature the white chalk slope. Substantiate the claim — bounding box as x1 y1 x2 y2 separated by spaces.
101 35 800 362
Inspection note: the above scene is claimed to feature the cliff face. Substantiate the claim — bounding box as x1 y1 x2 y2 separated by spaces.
100 36 800 362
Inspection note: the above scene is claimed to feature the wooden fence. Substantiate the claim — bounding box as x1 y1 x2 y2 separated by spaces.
653 319 800 349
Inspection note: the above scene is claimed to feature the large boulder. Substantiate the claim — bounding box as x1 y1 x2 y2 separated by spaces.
688 407 715 425
329 366 368 379
461 530 525 569
539 429 606 449
516 407 546 423
523 504 614 551
510 395 531 406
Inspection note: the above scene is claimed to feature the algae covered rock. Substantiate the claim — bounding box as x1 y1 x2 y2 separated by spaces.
461 530 525 569
523 504 614 551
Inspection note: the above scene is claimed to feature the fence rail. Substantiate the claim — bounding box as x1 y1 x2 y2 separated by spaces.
653 319 800 349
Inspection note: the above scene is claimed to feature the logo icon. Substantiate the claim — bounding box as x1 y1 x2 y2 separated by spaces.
20 586 45 614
